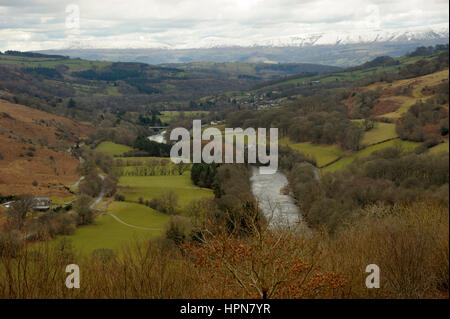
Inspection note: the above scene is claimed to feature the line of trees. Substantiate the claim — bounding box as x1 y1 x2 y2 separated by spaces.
283 145 449 232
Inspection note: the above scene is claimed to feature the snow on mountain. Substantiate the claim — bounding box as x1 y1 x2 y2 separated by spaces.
39 23 449 51
189 23 449 49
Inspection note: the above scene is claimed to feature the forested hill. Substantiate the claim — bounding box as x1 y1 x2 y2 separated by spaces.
0 45 448 153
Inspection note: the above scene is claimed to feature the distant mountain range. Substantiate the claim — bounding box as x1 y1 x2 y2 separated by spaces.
235 24 449 48
37 24 449 67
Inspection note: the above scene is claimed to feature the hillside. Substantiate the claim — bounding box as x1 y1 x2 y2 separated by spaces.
0 99 94 197
38 33 448 67
280 67 449 171
0 52 339 105
349 69 449 119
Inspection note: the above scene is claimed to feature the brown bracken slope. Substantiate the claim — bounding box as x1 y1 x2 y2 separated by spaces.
0 99 94 197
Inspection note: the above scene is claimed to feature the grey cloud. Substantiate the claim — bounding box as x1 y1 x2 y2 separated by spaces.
0 0 448 51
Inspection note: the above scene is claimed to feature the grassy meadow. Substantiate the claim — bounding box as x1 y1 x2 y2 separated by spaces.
323 139 421 173
119 173 214 207
279 138 345 167
56 158 214 253
95 141 133 156
361 122 398 146
0 54 111 71
60 201 169 253
429 141 450 154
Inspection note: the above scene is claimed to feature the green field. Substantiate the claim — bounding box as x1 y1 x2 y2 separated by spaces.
323 139 421 173
160 110 209 124
119 173 214 207
428 141 449 154
279 138 345 167
95 141 133 156
113 156 189 177
361 122 398 146
255 54 442 94
51 196 76 205
60 201 169 253
0 54 111 71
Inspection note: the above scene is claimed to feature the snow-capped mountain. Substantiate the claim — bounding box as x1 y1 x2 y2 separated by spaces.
37 23 449 67
190 23 449 49
43 24 449 51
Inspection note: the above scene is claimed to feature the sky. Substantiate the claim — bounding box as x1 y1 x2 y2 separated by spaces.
0 0 448 51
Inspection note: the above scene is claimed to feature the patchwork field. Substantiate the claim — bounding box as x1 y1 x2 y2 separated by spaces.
372 69 449 119
60 201 169 253
279 138 345 167
95 141 133 156
113 156 188 177
119 173 214 207
361 122 398 146
323 139 421 173
0 54 111 71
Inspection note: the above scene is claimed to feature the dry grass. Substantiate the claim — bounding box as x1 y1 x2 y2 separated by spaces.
0 200 447 299
317 200 449 298
0 99 93 197
345 69 449 119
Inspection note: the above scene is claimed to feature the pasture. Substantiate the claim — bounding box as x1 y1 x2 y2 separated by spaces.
118 173 214 207
361 122 398 146
323 139 421 173
60 201 168 253
0 54 111 71
95 141 133 156
279 138 345 167
371 69 449 119
429 141 449 154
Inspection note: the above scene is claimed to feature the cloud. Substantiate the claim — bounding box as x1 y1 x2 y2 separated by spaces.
0 0 448 51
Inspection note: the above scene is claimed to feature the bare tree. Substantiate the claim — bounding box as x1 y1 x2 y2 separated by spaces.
73 194 94 225
186 209 346 299
6 195 34 230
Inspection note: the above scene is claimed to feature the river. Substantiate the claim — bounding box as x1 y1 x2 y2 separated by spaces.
250 166 309 231
148 130 167 144
148 130 309 231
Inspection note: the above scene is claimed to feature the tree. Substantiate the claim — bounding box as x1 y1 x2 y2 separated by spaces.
176 162 189 176
79 173 103 197
186 215 347 299
149 191 179 215
73 195 94 225
67 98 76 109
165 216 186 246
342 125 362 151
6 195 34 230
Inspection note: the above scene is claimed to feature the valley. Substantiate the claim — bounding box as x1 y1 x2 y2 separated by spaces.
0 44 448 299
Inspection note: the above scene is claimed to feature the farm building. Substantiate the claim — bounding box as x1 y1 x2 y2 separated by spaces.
33 197 52 211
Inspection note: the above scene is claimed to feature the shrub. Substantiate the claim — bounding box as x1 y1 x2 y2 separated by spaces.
92 248 115 263
114 193 125 201
320 201 449 298
165 216 187 246
149 191 179 215
0 231 24 257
